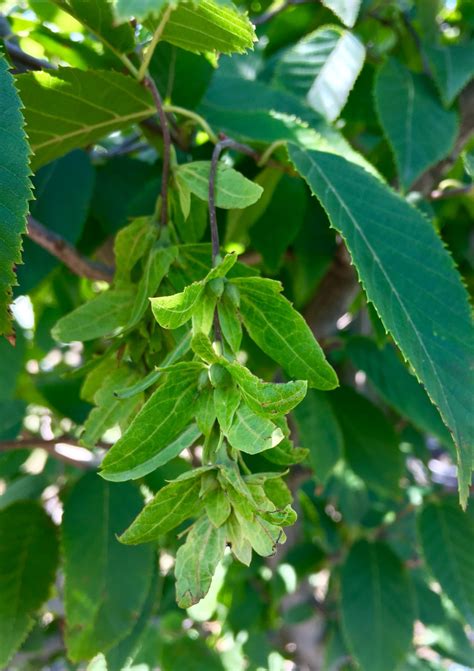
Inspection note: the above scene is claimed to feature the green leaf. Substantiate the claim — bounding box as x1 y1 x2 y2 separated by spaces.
17 68 154 169
159 0 256 56
150 282 204 329
321 0 361 27
52 0 135 55
196 386 217 436
175 515 226 608
62 474 154 661
81 367 142 448
418 499 474 626
0 53 32 336
331 387 403 498
226 513 252 565
273 26 365 122
205 487 231 528
114 217 157 283
235 511 283 557
374 59 458 190
120 476 203 544
425 41 474 106
115 0 171 21
232 277 338 390
226 361 307 417
226 403 284 454
52 289 135 342
127 244 178 328
346 337 453 449
217 294 242 353
175 161 263 209
214 384 241 434
293 389 343 483
289 146 474 506
341 540 415 671
0 502 58 668
100 369 200 481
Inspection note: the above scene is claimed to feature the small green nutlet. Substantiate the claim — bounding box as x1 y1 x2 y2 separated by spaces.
224 282 240 308
208 363 232 388
207 277 225 298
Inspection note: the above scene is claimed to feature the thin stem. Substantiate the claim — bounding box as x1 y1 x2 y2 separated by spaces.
137 5 173 81
0 436 104 469
252 0 319 25
143 77 171 226
430 184 473 200
28 216 114 282
4 40 56 70
257 139 287 166
164 105 219 143
209 139 235 263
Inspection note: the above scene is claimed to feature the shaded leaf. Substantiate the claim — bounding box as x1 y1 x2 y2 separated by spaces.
227 403 284 454
374 59 458 189
341 540 415 671
321 0 361 27
425 41 474 106
290 146 474 505
0 502 58 668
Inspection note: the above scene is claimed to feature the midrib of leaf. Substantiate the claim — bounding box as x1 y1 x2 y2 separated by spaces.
237 410 272 442
301 158 453 454
128 481 199 538
31 107 154 152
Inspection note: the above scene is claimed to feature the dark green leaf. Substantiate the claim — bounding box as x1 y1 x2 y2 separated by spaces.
0 502 58 668
290 146 474 506
341 540 415 671
62 474 154 661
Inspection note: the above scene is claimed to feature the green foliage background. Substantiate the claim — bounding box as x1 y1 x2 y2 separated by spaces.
0 0 473 670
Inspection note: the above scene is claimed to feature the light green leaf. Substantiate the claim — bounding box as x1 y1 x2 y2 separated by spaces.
321 0 361 27
160 0 256 55
115 0 172 21
232 277 338 390
100 369 200 481
273 27 365 122
127 244 178 328
0 502 58 669
175 516 226 608
341 540 415 671
175 161 263 209
226 361 307 417
214 384 241 434
52 0 135 55
150 282 203 329
425 41 474 106
235 511 282 557
374 59 458 190
120 477 203 544
205 488 231 528
0 54 32 336
217 295 242 353
226 513 252 565
196 386 217 436
81 367 142 448
331 387 403 498
191 332 220 364
62 474 154 661
293 389 343 483
346 337 453 449
52 289 135 342
226 403 284 454
289 146 474 506
192 287 217 335
418 499 474 626
114 217 157 283
17 69 154 169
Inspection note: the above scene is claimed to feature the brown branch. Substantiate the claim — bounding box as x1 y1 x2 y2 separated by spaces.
27 216 114 282
0 436 103 469
429 184 474 200
3 39 56 71
143 77 171 226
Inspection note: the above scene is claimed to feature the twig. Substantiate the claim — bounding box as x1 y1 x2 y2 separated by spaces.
164 105 219 143
252 0 319 25
429 184 474 200
401 12 433 78
27 216 114 282
3 40 56 71
138 5 173 81
0 436 103 469
143 77 171 226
